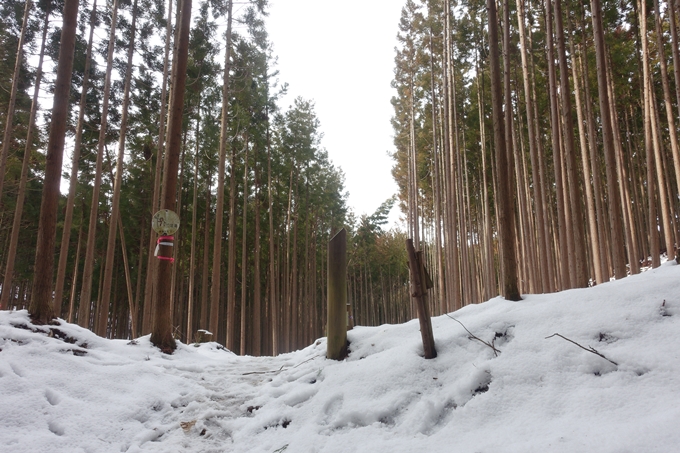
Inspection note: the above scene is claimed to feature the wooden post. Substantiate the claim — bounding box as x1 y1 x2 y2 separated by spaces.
406 239 437 359
327 228 347 360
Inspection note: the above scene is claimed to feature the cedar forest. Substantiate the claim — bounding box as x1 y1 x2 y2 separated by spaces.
0 0 678 355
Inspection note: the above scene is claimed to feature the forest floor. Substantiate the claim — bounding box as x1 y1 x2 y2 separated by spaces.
1 261 680 452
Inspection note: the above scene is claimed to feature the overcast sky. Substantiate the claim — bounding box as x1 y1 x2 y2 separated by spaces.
264 0 405 223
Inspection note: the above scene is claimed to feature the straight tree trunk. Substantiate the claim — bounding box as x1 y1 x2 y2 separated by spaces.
517 0 550 292
187 115 200 341
150 0 193 353
489 0 521 300
578 21 611 279
79 0 120 328
591 0 628 278
653 0 680 217
428 31 446 314
644 58 661 267
68 223 84 323
253 160 262 356
99 0 138 337
117 215 136 338
669 0 680 121
545 0 570 289
226 139 239 350
143 0 174 335
200 184 211 329
1 7 49 311
640 0 676 259
29 0 80 324
606 58 640 274
443 0 461 311
240 147 249 355
53 0 96 316
209 0 233 343
0 0 32 203
267 117 278 355
554 0 588 287
571 38 604 284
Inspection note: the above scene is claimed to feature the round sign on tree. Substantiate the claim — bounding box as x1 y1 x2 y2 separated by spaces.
152 209 180 235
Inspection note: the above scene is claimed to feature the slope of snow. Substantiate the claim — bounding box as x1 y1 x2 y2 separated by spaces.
2 262 680 453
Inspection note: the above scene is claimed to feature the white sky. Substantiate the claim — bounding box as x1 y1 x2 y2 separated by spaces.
264 0 404 221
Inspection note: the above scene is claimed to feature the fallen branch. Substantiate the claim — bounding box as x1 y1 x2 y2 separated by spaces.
242 354 321 376
446 314 501 357
545 333 618 366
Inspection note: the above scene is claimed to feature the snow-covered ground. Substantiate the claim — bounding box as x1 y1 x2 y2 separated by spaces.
2 262 680 453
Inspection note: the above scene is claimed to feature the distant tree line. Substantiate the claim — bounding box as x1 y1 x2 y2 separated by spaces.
391 0 680 312
0 0 416 354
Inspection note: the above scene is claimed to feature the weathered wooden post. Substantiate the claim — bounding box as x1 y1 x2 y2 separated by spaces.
327 228 348 360
406 238 437 359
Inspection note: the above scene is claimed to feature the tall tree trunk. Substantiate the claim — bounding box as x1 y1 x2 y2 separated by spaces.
571 35 604 284
517 0 550 292
187 114 200 341
428 30 444 314
654 0 680 221
209 0 233 343
490 0 521 300
116 215 136 339
0 0 32 203
150 0 193 353
253 159 262 356
545 0 570 289
79 0 120 328
226 139 239 350
68 222 84 323
29 0 80 324
143 0 174 335
240 147 249 355
200 184 211 329
578 10 611 279
444 0 461 310
99 0 138 337
267 116 278 355
591 0 628 278
554 0 588 287
53 0 96 316
669 0 680 121
640 0 676 259
1 7 49 311
606 58 640 275
642 69 661 268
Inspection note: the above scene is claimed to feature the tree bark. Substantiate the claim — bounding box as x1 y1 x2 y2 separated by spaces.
517 0 551 292
488 0 521 300
554 0 588 287
79 0 120 328
0 0 32 203
1 7 49 311
187 114 200 341
53 0 96 316
143 0 174 335
591 0 628 278
99 0 138 337
209 0 233 343
239 147 249 355
151 0 193 353
29 0 80 324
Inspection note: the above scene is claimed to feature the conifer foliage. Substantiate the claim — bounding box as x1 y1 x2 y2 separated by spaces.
2 0 679 354
0 0 364 354
390 0 680 311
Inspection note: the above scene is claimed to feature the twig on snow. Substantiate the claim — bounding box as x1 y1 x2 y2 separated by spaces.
242 354 321 376
545 333 618 366
446 314 501 357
